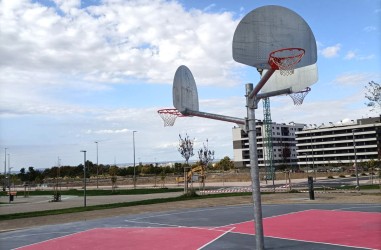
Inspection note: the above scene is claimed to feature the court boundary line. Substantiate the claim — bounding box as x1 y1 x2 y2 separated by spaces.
13 228 96 250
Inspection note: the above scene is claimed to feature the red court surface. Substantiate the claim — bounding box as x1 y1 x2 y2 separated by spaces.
18 227 226 250
18 210 381 250
217 209 381 249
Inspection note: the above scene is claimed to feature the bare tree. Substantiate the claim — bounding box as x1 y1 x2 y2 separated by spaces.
197 139 214 190
178 134 194 194
365 81 381 112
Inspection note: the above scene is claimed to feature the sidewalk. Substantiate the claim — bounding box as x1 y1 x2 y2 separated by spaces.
0 192 182 215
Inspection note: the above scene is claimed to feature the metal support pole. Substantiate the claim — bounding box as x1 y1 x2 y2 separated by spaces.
246 83 265 250
352 129 360 190
133 131 137 189
80 150 87 207
3 148 7 192
95 141 99 189
311 132 316 181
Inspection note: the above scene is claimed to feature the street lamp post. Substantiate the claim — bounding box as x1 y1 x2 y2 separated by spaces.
3 148 7 191
133 131 137 189
7 154 10 192
352 129 360 190
80 150 87 207
95 141 99 189
310 132 316 181
302 153 309 175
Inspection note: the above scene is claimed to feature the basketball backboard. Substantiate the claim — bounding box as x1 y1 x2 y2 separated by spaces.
260 63 318 94
232 5 317 70
173 65 199 114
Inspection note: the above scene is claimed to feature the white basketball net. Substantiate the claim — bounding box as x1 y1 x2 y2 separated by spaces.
157 109 183 127
269 48 305 76
289 87 311 106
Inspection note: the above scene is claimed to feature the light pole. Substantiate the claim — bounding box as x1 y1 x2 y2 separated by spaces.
133 131 137 189
302 153 308 174
352 129 360 190
7 154 10 191
310 132 316 181
80 150 87 207
95 141 99 189
3 148 7 191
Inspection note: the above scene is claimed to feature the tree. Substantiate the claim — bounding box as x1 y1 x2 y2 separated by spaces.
215 156 235 171
198 139 215 168
178 133 194 193
197 139 214 190
365 81 381 112
109 166 118 192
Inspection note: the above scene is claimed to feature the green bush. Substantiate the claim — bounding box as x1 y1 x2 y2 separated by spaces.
350 174 356 177
288 189 299 193
327 175 334 179
182 189 198 198
339 175 346 178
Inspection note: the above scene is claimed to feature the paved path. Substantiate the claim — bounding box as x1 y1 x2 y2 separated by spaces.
0 192 182 215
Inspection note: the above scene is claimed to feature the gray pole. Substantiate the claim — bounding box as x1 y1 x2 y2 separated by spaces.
246 83 265 250
311 132 316 181
95 141 99 189
4 148 7 191
80 150 87 207
133 131 137 189
8 153 10 185
352 129 360 190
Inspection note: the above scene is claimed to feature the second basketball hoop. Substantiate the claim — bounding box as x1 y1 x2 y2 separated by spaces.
157 108 184 127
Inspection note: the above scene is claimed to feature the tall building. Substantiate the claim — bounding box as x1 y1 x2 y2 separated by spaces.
232 121 305 168
296 116 381 170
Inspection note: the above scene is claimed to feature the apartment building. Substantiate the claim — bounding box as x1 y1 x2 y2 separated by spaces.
296 116 381 169
232 121 305 168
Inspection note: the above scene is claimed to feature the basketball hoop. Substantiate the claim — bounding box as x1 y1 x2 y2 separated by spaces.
157 108 184 127
289 87 311 106
269 48 305 76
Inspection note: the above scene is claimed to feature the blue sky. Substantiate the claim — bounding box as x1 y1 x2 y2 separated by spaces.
0 0 380 171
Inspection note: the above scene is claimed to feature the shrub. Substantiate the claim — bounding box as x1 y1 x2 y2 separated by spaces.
288 189 299 193
327 176 334 179
339 175 346 178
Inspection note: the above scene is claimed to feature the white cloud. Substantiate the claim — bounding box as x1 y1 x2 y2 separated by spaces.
333 72 375 86
363 26 377 32
321 44 341 58
86 129 131 134
0 0 239 87
344 50 375 61
344 50 356 60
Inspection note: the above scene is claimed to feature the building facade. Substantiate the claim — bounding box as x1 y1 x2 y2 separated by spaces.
232 121 305 168
296 116 381 170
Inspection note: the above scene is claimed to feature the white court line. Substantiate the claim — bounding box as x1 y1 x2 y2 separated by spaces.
264 209 316 220
208 219 253 230
0 231 73 240
125 219 186 228
264 235 373 250
125 219 231 233
197 227 235 250
128 204 251 220
334 205 381 211
13 228 95 250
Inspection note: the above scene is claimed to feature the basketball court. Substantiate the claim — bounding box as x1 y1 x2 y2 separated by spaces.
2 4 377 250
1 203 380 249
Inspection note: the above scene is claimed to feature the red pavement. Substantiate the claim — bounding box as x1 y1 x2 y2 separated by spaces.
18 227 226 250
217 209 381 249
18 210 381 250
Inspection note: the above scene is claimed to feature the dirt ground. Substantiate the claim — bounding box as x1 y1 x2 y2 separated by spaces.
1 191 379 232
